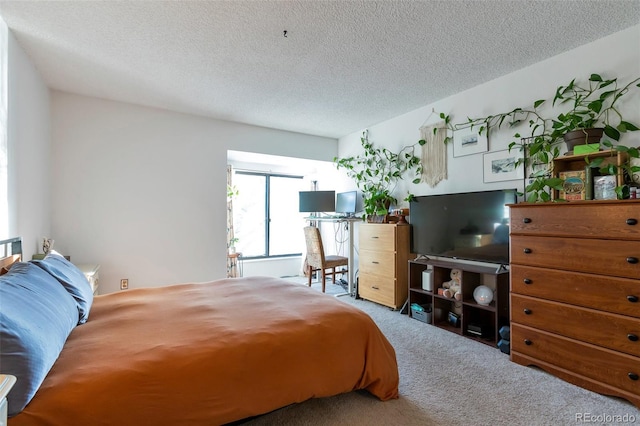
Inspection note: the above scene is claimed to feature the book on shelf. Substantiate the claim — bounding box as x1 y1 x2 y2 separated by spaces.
559 170 586 201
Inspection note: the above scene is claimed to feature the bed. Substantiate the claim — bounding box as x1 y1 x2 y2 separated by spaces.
0 238 399 425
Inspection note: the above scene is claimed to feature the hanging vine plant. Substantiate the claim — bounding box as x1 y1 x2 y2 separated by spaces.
435 72 640 202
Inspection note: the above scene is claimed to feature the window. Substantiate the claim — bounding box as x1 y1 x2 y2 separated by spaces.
232 171 306 259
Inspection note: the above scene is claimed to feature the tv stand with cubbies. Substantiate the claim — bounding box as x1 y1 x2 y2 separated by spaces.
408 258 510 346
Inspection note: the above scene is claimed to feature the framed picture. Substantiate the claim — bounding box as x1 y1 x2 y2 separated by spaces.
453 129 488 157
483 149 524 183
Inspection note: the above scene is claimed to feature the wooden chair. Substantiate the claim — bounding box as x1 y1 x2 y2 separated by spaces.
303 226 348 293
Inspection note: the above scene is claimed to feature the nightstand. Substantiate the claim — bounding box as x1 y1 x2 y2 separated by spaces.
0 375 16 426
76 264 100 295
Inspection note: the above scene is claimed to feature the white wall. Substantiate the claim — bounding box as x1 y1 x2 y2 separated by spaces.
14 24 640 294
7 27 51 258
51 92 338 293
338 25 640 203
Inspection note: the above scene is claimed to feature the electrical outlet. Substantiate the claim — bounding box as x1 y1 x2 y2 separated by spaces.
120 279 129 290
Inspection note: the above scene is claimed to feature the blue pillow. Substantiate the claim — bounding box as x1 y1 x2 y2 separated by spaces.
32 250 93 324
0 262 79 417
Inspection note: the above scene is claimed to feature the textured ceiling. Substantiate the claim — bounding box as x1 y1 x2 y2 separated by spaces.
0 1 639 139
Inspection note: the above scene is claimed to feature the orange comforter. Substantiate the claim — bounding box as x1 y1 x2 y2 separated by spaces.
9 276 398 425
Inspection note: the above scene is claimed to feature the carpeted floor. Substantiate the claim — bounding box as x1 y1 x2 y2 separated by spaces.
245 278 640 425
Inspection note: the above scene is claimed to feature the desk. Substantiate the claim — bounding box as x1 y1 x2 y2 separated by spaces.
305 216 360 296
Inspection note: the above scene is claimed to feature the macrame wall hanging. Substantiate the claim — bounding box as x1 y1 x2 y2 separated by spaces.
419 122 447 187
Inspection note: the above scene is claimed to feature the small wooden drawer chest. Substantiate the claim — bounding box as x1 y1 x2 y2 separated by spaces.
509 200 640 407
358 223 410 309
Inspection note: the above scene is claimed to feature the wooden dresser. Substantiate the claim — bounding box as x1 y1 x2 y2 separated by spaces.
358 223 410 309
509 200 640 407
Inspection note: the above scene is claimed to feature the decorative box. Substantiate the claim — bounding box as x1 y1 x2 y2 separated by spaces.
559 170 586 201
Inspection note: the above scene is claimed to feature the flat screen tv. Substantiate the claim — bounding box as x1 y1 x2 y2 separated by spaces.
335 191 357 216
409 189 517 265
299 190 335 213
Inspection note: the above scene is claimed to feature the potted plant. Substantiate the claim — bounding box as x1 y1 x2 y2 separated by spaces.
334 130 424 221
550 74 640 153
228 237 239 254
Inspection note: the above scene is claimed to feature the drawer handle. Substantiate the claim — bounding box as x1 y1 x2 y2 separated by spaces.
524 339 532 346
628 295 639 303
627 218 638 226
372 286 379 290
523 278 532 285
523 308 532 315
523 248 532 254
628 334 639 342
523 218 532 223
372 261 380 264
627 257 639 264
628 372 639 381
371 236 379 239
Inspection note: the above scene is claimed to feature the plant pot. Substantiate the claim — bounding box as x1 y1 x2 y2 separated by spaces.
563 128 604 154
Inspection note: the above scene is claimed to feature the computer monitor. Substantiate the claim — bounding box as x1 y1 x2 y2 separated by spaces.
298 190 335 213
335 191 357 216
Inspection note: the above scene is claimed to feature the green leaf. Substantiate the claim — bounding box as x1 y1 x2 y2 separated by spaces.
589 74 603 82
620 121 640 131
539 192 551 202
588 157 604 168
599 90 616 100
603 125 621 141
533 99 545 108
599 79 615 89
418 139 426 145
587 99 602 113
547 178 564 190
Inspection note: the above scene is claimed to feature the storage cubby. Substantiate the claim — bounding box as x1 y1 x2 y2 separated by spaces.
408 258 510 346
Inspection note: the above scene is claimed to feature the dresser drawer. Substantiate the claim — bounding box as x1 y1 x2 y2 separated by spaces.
511 323 640 396
359 248 395 277
512 294 640 356
359 224 396 251
511 235 640 279
510 202 640 239
358 273 395 307
511 265 640 318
